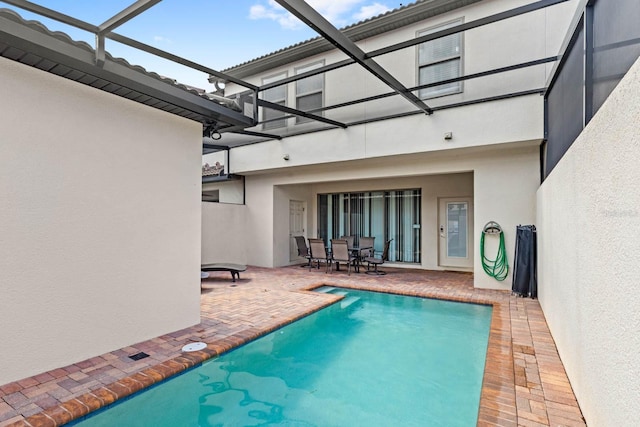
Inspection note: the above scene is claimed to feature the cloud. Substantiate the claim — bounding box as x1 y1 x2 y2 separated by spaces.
153 35 173 44
249 0 388 30
308 0 364 26
249 1 303 30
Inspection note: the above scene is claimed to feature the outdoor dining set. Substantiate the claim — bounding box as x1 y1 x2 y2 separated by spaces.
294 235 392 275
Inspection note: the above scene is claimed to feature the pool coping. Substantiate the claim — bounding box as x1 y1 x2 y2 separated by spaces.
0 269 585 426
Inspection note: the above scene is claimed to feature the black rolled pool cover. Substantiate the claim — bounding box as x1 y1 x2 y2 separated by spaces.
512 225 538 298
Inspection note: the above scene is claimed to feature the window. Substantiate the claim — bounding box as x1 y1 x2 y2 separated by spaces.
262 72 287 130
417 20 463 99
295 62 324 124
318 190 421 263
446 202 468 258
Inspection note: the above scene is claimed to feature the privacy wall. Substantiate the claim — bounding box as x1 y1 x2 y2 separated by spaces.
0 57 202 385
537 57 640 426
201 202 247 265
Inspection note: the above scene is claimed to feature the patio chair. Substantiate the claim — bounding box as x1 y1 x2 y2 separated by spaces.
329 239 356 275
364 239 393 275
308 238 330 272
294 235 311 267
340 235 355 250
358 236 375 258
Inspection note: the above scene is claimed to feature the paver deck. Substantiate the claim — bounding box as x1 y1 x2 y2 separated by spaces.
0 266 585 426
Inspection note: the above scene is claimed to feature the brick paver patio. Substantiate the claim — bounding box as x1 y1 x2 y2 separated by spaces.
0 266 585 426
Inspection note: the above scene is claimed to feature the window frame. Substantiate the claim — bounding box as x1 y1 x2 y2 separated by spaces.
261 71 288 130
416 18 464 100
294 60 325 125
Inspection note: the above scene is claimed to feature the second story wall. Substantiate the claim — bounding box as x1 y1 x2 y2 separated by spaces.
229 92 543 174
223 0 578 148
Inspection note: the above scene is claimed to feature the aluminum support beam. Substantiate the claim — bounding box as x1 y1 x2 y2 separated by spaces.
257 99 347 128
96 0 162 67
202 143 229 151
229 88 545 147
233 130 283 140
306 55 559 113
274 0 433 115
1 0 98 32
261 0 569 90
260 58 353 91
106 33 258 91
0 15 253 128
2 0 256 93
98 0 161 34
368 0 570 57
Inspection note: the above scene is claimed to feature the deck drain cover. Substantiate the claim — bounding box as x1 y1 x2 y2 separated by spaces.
182 342 207 352
129 352 150 361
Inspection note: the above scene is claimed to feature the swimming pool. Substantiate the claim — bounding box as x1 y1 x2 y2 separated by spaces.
71 287 492 426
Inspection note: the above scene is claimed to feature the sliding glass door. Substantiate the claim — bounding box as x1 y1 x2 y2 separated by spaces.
318 189 421 263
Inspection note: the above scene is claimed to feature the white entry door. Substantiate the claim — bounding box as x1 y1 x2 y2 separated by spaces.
438 197 473 268
289 200 306 261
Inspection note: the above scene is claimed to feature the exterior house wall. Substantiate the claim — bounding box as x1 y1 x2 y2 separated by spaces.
230 94 543 173
241 144 538 290
308 173 474 272
536 57 640 426
202 180 244 204
0 57 202 385
225 0 578 129
243 176 276 268
202 0 576 290
274 184 313 266
473 146 539 288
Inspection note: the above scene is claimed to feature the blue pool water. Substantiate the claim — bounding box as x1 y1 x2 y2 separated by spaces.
71 288 492 426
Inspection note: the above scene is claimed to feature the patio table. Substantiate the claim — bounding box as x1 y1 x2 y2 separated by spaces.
349 246 372 273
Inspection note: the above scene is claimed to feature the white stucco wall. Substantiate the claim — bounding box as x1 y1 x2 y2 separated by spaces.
238 143 538 289
202 180 244 204
231 94 543 173
201 202 247 265
536 58 640 426
274 184 313 266
473 146 539 289
0 57 202 385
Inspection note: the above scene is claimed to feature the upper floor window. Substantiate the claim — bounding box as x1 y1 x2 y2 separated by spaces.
295 62 324 124
262 72 287 130
417 19 463 99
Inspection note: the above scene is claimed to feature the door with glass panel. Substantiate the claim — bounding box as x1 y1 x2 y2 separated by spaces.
438 198 473 268
289 200 306 262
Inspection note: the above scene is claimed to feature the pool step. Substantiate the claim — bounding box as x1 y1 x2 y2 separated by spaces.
315 288 359 308
340 296 360 309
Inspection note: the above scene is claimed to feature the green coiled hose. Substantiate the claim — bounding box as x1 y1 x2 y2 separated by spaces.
481 222 509 281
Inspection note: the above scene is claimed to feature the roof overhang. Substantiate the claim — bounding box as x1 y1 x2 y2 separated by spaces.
0 8 254 130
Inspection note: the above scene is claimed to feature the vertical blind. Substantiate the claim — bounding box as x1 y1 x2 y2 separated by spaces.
318 189 421 263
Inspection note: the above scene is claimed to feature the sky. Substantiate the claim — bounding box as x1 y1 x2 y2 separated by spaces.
0 0 406 89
